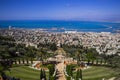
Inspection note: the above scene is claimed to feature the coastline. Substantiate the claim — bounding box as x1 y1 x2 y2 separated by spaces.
0 20 120 33
0 27 117 33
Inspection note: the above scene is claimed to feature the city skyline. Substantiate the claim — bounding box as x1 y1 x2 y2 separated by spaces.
0 0 120 22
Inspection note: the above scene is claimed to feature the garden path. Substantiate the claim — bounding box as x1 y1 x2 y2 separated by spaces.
56 62 66 80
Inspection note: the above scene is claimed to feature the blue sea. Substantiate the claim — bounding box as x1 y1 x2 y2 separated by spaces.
0 20 120 32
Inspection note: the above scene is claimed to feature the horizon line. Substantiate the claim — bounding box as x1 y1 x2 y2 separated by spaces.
0 19 120 23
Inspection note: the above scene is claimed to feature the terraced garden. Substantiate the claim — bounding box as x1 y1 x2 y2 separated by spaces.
4 65 118 80
5 66 49 80
73 66 118 80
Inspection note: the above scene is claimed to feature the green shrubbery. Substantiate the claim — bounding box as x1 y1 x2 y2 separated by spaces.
65 64 83 80
47 64 55 76
66 64 74 77
65 64 75 80
76 69 82 80
47 64 56 80
40 69 46 80
49 76 55 80
66 76 71 80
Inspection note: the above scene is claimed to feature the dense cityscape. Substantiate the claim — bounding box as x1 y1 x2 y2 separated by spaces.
0 28 120 55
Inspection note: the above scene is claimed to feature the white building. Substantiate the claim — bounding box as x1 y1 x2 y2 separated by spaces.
65 31 77 33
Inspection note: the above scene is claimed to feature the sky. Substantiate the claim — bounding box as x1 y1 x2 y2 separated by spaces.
0 0 120 21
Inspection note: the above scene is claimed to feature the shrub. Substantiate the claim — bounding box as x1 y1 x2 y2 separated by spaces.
47 64 55 76
66 64 73 77
66 76 71 80
49 76 55 80
75 69 82 80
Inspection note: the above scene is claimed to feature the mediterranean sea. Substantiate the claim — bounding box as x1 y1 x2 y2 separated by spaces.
0 20 120 32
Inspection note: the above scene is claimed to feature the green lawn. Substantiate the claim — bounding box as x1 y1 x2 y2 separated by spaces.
5 66 49 80
5 65 118 80
73 66 118 80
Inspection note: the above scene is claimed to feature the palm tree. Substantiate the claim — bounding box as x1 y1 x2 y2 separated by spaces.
107 54 120 68
36 49 46 64
41 49 48 61
86 48 98 65
24 46 37 64
75 49 84 66
75 51 81 66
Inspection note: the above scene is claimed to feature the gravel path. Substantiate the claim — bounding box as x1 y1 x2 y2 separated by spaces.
56 62 66 80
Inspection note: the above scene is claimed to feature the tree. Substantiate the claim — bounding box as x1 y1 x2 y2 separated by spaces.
86 48 98 65
40 69 46 80
100 53 109 65
76 69 80 80
75 51 81 66
36 51 43 62
40 69 43 80
79 69 82 80
0 61 11 79
50 43 57 51
107 55 120 68
42 69 46 80
8 47 17 57
66 65 73 77
25 46 36 64
48 64 55 76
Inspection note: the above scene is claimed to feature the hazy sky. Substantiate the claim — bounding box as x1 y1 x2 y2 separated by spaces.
0 0 120 21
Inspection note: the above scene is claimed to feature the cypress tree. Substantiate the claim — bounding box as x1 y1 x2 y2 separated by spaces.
31 58 33 64
66 65 69 75
76 69 80 80
100 59 103 65
18 59 21 64
70 66 73 77
26 58 29 64
68 65 71 76
48 64 55 80
87 59 90 65
79 69 82 80
92 60 94 65
96 59 98 65
40 69 43 80
14 59 17 64
22 58 24 64
67 65 70 76
43 69 46 80
66 65 74 77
